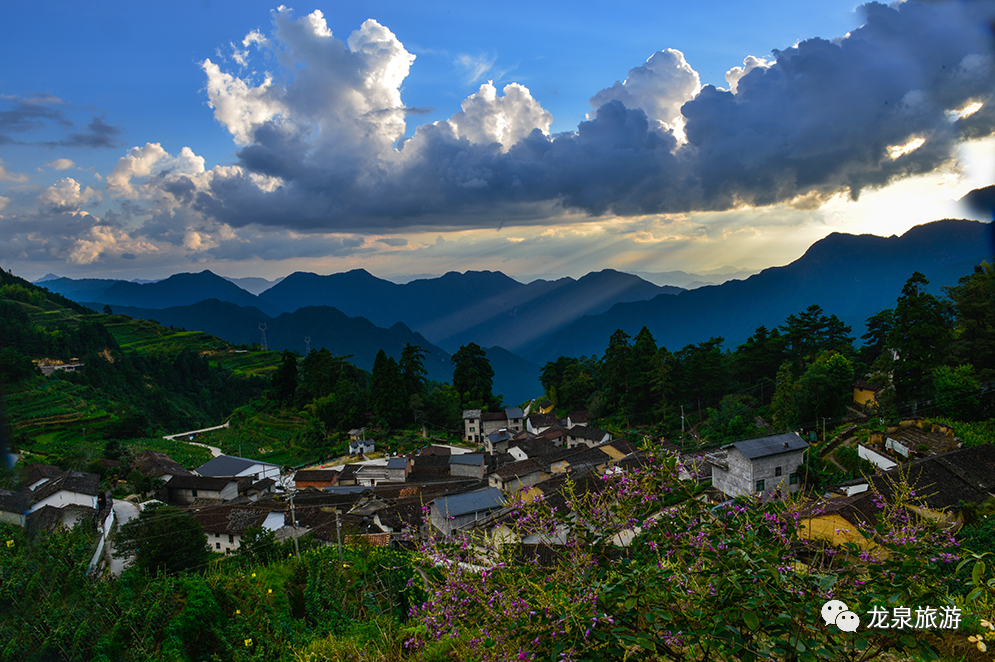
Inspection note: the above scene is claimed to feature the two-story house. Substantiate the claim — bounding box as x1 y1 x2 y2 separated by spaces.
463 408 524 443
708 432 809 499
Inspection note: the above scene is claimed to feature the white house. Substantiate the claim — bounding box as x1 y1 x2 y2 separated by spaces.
190 504 286 555
26 470 101 529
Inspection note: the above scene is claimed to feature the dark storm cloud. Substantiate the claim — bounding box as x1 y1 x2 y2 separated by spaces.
126 0 995 235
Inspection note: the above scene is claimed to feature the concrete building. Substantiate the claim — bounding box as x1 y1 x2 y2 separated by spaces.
708 433 808 499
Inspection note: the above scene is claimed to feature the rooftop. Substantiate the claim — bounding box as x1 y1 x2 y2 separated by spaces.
724 433 809 459
196 455 280 477
432 487 506 518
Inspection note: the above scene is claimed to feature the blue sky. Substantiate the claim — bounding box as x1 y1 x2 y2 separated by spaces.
2 0 993 282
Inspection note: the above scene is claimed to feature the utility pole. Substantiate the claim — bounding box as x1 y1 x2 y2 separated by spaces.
282 467 300 560
680 405 685 446
335 508 343 562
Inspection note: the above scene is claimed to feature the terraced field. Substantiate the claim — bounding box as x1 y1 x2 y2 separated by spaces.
216 350 282 377
3 379 112 457
103 316 231 354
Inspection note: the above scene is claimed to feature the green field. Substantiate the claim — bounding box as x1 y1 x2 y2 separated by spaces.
103 316 232 354
5 378 112 442
198 405 332 467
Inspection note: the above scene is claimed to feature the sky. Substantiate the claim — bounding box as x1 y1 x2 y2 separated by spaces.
1 0 994 283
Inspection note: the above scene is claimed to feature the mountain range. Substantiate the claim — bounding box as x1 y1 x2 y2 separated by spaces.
37 218 994 405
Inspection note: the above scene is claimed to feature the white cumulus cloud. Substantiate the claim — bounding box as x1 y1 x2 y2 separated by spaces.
447 82 553 149
39 177 99 212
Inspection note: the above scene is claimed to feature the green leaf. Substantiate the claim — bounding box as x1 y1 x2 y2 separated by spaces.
743 609 760 631
972 560 985 586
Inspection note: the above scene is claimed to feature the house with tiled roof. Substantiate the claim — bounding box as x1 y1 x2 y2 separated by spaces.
708 432 809 499
164 475 240 505
189 504 285 554
449 453 486 479
488 459 547 493
463 408 525 443
526 413 559 435
21 463 63 491
131 450 192 481
0 489 29 527
26 470 101 530
429 487 507 536
294 469 339 490
564 425 613 449
195 455 281 482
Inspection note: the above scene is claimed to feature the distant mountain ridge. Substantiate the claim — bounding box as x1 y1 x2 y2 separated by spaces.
99 299 541 405
524 219 994 362
42 270 280 313
257 268 681 352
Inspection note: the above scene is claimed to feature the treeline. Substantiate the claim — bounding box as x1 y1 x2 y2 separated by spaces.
265 343 470 440
540 263 994 442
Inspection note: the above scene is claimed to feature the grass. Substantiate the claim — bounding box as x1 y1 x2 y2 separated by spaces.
198 406 326 467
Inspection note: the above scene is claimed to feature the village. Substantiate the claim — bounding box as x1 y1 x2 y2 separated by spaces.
2 384 993 575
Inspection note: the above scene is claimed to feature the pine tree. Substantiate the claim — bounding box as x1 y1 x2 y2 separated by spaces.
451 343 498 410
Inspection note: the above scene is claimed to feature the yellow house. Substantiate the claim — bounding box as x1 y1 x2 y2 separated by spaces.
797 491 882 553
852 380 880 406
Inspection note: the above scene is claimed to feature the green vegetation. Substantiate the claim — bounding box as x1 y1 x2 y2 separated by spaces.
542 266 994 447
2 455 992 661
0 271 269 468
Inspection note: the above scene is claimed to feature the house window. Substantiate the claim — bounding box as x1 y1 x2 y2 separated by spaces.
229 534 234 544
470 426 475 432
755 479 765 492
789 473 798 485
192 490 198 497
215 533 220 538
774 467 782 477
216 542 221 550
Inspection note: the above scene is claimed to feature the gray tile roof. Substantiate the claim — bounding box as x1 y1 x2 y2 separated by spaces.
386 458 409 469
725 433 809 459
323 485 376 494
433 487 505 518
505 408 524 419
462 409 482 419
30 470 100 504
449 453 484 466
196 455 279 477
0 489 29 514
